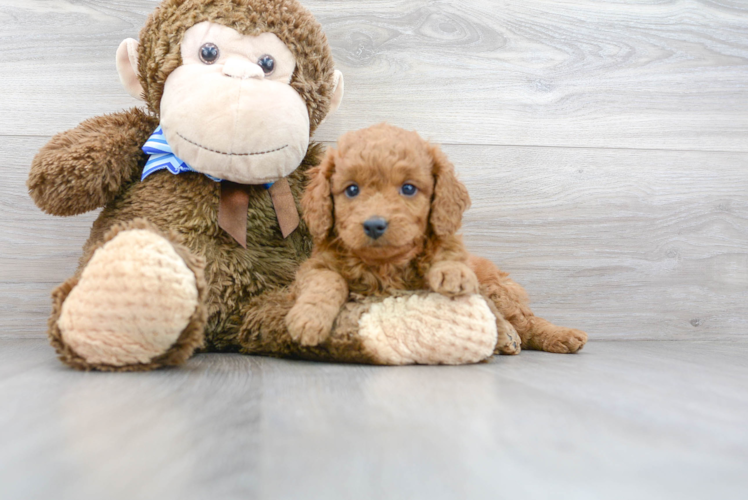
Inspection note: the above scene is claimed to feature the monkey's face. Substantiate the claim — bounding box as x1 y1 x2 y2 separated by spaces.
159 22 310 184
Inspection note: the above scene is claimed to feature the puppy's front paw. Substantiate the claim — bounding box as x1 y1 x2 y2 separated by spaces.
285 302 336 346
428 262 480 297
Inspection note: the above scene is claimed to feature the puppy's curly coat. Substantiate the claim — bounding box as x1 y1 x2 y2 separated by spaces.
286 124 587 354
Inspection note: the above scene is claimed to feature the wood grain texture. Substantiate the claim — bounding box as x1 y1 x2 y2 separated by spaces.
0 284 56 338
457 144 748 340
1 137 98 285
1 338 747 500
0 0 747 150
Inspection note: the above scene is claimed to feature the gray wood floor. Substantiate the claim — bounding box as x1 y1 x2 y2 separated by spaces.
1 338 747 500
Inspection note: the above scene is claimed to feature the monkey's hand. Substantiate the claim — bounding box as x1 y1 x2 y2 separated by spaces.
428 261 480 297
28 107 158 216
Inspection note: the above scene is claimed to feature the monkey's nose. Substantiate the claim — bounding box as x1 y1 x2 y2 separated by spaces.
363 218 388 240
222 57 264 80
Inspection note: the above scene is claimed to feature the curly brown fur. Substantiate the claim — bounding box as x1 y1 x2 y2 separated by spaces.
286 123 480 345
290 123 587 353
48 219 208 371
471 255 587 353
139 0 336 132
301 124 473 293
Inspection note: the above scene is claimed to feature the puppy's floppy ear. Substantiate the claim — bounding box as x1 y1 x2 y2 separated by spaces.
302 147 336 241
429 144 471 237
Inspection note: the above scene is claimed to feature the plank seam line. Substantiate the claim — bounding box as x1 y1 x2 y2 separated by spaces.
437 142 748 155
4 134 747 155
589 338 748 343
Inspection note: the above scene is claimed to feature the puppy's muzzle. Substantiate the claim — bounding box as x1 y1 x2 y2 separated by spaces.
363 217 388 240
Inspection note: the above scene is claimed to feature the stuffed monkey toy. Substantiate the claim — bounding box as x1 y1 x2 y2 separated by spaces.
28 0 586 371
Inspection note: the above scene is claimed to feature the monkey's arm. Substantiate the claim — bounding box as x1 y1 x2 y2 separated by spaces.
285 262 349 346
28 107 159 216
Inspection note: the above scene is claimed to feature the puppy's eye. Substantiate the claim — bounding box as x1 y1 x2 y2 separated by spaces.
258 55 275 75
400 183 418 197
344 184 360 198
199 43 220 64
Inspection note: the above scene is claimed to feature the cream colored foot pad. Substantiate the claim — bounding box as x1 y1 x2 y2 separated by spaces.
58 229 199 366
359 294 498 365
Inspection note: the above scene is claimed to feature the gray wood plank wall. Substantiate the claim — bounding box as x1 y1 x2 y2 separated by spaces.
1 0 747 340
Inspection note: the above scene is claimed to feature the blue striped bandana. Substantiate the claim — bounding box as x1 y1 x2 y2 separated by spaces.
141 126 221 182
139 125 293 245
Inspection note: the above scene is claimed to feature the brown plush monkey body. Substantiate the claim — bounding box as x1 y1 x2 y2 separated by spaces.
29 0 586 371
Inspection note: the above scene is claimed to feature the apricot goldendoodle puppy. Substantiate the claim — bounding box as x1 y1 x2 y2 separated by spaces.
285 123 587 354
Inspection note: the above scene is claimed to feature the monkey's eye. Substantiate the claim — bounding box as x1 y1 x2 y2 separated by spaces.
258 55 275 75
345 184 360 198
199 43 220 64
400 183 418 197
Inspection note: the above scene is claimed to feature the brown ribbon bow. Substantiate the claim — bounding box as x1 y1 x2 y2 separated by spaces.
218 178 300 248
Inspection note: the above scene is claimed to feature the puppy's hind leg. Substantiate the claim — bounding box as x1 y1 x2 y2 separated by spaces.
470 255 587 354
483 298 521 355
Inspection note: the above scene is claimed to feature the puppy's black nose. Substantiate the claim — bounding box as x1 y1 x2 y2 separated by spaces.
363 218 388 240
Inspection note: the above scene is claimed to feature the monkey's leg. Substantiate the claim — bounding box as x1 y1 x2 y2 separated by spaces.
238 291 499 365
470 256 587 354
48 219 208 371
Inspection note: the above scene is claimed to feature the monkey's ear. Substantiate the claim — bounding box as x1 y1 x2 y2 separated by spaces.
329 70 345 116
116 38 145 101
301 148 336 241
317 70 344 127
429 144 471 237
